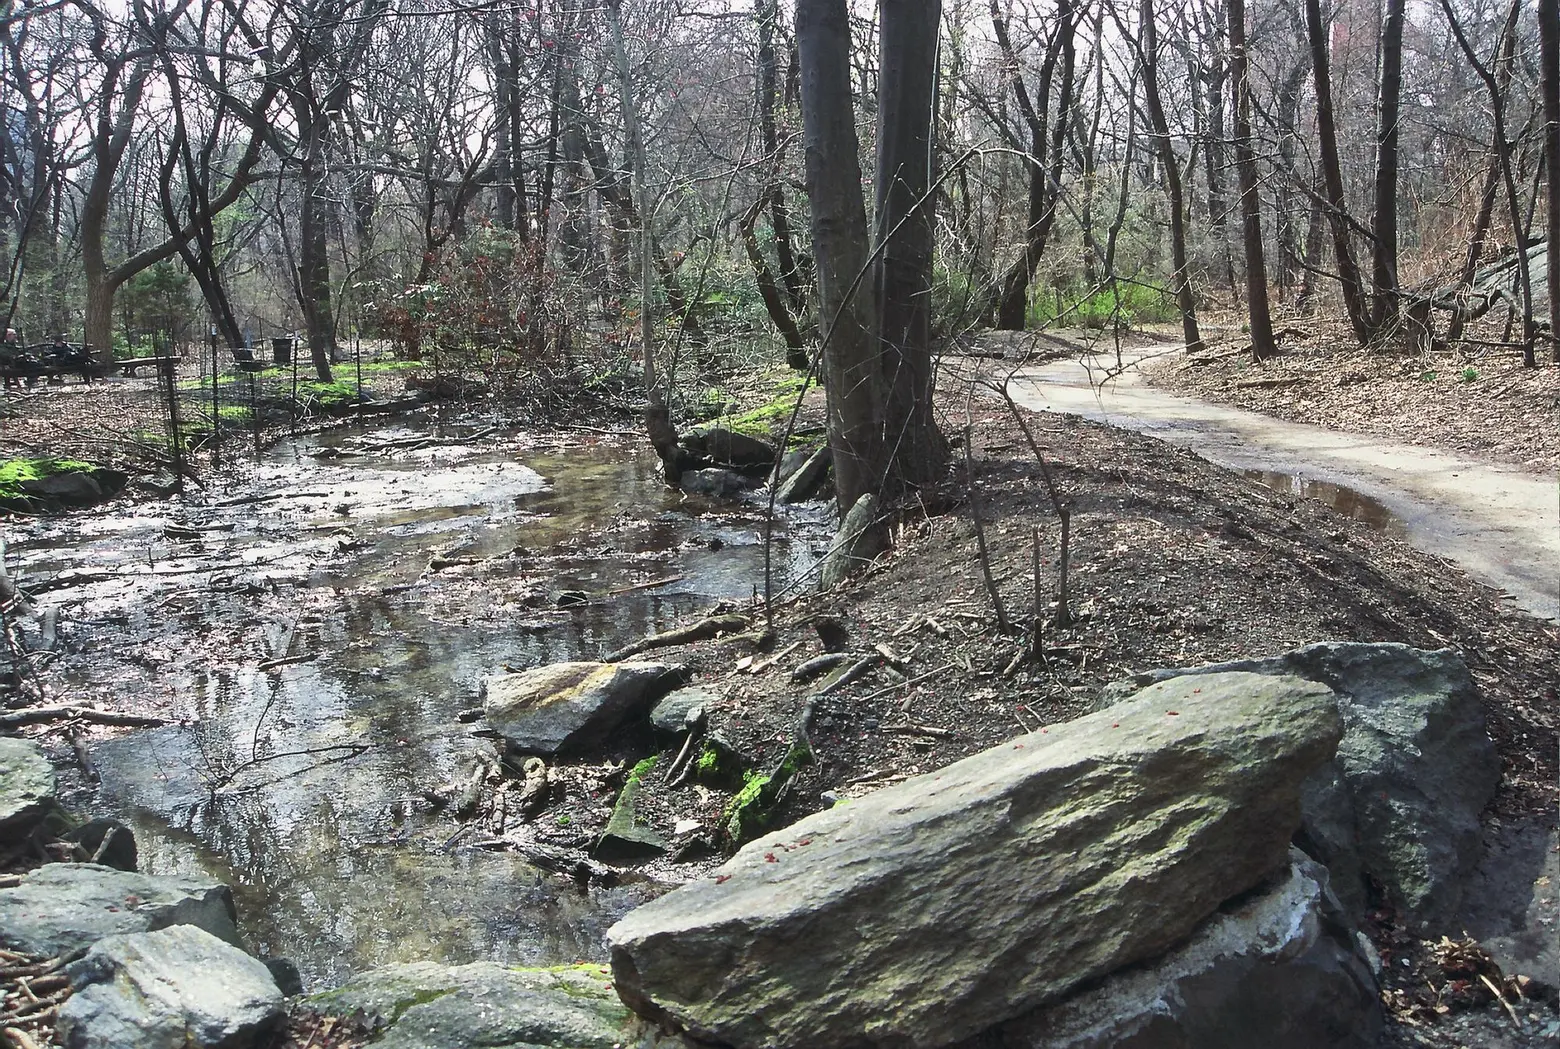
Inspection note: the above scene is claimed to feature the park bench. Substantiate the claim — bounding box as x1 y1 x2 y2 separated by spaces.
117 356 180 378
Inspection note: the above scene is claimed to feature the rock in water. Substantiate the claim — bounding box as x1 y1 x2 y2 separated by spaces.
0 737 56 838
989 850 1382 1049
311 961 687 1049
0 863 243 958
482 661 685 757
57 924 282 1049
608 671 1342 1049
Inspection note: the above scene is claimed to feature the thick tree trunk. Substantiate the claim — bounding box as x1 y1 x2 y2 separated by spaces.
756 0 808 320
876 0 947 490
298 114 336 382
1368 0 1405 332
1227 0 1276 361
796 0 883 512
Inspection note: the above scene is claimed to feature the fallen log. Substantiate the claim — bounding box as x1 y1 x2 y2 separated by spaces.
0 706 167 728
603 613 750 662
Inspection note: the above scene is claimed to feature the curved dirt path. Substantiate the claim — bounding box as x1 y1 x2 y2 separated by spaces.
1003 348 1560 621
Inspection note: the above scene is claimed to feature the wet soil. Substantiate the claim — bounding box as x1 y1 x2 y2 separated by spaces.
2 354 1557 1046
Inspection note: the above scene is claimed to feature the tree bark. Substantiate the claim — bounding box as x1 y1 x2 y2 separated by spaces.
1305 0 1374 346
876 0 947 490
1133 0 1202 351
796 0 883 512
1368 0 1405 333
1542 0 1560 360
1227 0 1275 361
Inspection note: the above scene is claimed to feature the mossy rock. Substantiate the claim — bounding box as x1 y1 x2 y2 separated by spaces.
0 458 125 512
719 741 812 850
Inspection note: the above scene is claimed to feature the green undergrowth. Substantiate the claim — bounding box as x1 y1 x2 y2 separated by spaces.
707 369 812 443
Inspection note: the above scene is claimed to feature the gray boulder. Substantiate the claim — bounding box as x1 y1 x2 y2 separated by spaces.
0 862 242 958
817 492 886 589
986 850 1382 1049
775 445 831 504
683 427 778 471
311 961 691 1049
1099 642 1499 930
608 671 1342 1049
57 924 282 1049
21 471 102 506
482 661 684 757
0 737 56 837
649 686 718 734
679 467 758 497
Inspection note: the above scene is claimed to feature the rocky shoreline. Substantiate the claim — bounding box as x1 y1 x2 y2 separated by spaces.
5 641 1551 1048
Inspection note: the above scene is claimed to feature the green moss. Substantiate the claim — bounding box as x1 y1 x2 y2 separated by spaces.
626 755 659 786
0 458 97 501
719 740 813 849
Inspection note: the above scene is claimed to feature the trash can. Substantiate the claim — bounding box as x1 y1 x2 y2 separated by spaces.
271 336 293 365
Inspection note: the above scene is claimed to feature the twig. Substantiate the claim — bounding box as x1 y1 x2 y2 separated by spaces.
862 661 957 701
1479 973 1521 1028
4 1026 44 1049
880 723 956 739
962 432 1009 631
606 575 684 596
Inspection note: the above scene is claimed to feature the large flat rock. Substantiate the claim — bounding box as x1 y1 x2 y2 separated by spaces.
482 661 684 756
0 737 56 836
0 862 241 958
311 961 691 1049
58 924 282 1049
608 671 1341 1049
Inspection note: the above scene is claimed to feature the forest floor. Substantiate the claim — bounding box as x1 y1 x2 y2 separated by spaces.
1139 317 1560 474
0 343 1557 1047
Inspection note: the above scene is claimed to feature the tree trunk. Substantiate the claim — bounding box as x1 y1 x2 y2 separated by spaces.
1227 0 1275 361
796 0 883 512
1305 0 1374 345
1368 0 1405 332
1542 0 1560 360
876 0 947 490
1136 0 1202 351
297 111 336 382
756 0 808 319
990 0 1077 331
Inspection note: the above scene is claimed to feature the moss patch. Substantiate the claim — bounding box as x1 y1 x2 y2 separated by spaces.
0 457 98 501
719 740 812 849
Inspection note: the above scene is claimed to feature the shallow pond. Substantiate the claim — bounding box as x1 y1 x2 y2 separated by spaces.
12 420 829 987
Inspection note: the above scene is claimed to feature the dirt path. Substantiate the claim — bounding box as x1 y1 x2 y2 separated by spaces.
998 345 1560 621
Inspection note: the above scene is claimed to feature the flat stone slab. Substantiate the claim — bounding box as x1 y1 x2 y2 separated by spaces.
58 924 282 1049
312 961 690 1049
0 737 56 836
0 862 241 958
483 661 683 756
609 671 1342 1049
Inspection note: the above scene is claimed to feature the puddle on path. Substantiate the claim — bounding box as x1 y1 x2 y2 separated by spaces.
1241 469 1407 536
13 422 831 987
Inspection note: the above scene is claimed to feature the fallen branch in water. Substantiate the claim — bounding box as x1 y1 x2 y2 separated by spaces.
211 490 330 508
0 706 167 728
603 613 750 662
257 653 316 672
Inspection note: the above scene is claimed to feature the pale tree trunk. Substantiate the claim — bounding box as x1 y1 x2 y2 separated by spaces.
1227 0 1276 361
796 0 883 512
875 0 947 491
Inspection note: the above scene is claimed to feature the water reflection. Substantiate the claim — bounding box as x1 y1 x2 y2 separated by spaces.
1242 469 1406 535
75 428 828 986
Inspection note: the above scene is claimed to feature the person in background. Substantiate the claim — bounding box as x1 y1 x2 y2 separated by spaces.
1 329 21 388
